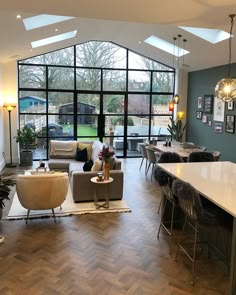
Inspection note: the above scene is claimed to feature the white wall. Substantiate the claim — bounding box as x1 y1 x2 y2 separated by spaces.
0 63 5 170
2 61 18 165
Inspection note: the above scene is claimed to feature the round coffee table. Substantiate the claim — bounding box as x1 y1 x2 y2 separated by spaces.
90 176 113 209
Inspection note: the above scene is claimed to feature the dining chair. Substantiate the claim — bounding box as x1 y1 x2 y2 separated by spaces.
172 179 228 285
188 151 214 162
145 146 157 181
154 152 182 254
139 143 148 173
208 150 221 161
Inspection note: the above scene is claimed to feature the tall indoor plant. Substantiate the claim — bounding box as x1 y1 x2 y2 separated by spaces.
167 117 186 142
0 172 15 218
15 127 37 166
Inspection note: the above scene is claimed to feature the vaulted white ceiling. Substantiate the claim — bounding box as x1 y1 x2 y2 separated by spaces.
1 0 236 72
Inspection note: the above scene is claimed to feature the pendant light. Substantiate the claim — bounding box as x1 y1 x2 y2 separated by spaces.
169 100 174 111
169 37 177 111
215 14 236 102
173 34 182 104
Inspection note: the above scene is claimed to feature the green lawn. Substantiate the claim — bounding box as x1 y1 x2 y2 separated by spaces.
77 125 97 137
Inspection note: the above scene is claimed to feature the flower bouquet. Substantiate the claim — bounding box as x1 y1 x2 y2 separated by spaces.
99 146 115 163
99 146 115 180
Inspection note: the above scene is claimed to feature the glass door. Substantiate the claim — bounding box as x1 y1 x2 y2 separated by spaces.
77 93 100 140
102 94 125 157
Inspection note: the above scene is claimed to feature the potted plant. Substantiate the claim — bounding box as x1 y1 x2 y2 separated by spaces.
15 127 37 166
167 117 187 143
0 172 15 218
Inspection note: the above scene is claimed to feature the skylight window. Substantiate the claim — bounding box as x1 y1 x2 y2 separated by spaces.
31 30 77 48
23 14 75 30
144 36 189 57
179 26 230 44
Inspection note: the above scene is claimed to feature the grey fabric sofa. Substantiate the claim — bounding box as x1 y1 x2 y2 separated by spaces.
48 140 123 202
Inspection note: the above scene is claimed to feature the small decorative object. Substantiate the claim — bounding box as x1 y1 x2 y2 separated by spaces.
97 172 104 182
226 115 235 133
208 120 212 127
196 111 202 120
99 146 115 181
227 101 234 110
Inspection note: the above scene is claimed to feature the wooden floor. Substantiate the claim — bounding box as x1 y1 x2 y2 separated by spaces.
0 159 229 295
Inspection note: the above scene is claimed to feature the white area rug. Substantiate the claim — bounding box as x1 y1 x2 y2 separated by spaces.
5 188 131 220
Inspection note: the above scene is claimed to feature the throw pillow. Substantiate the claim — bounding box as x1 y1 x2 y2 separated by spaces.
78 143 92 160
76 148 88 162
91 159 103 171
83 160 94 172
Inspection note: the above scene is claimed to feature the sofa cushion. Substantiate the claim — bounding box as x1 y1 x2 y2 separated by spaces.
48 159 77 170
83 160 93 171
69 162 85 174
50 140 77 159
91 159 103 171
78 143 92 160
91 141 103 163
75 148 88 162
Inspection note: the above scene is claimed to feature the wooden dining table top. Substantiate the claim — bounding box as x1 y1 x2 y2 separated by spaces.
150 142 202 160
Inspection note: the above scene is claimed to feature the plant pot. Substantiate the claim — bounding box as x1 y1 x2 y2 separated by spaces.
20 150 33 166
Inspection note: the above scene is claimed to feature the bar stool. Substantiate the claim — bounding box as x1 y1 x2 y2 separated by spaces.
154 152 182 254
155 152 182 214
172 179 228 285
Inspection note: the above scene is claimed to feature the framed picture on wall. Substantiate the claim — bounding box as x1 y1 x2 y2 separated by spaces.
197 97 203 109
213 96 225 122
225 115 235 133
202 115 208 123
214 122 223 133
203 95 213 114
196 111 202 119
227 101 234 111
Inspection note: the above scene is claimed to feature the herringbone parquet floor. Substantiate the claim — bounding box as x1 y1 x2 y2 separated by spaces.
0 159 229 295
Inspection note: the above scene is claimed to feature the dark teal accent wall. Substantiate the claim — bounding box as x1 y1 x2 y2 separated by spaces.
187 63 236 162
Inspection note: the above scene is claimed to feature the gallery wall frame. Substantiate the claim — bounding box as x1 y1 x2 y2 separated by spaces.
213 96 225 122
227 101 234 111
214 122 223 133
197 96 203 109
202 114 208 123
225 115 235 133
203 94 213 114
196 111 202 119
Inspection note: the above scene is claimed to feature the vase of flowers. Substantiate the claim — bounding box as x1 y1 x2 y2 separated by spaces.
99 146 115 180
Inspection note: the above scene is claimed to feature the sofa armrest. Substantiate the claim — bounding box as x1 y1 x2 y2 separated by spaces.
70 170 124 202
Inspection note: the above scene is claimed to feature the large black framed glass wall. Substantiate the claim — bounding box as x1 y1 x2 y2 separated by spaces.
18 41 175 160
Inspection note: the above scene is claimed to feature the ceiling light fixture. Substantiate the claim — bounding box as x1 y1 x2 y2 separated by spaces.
215 14 236 102
16 15 21 19
173 34 182 104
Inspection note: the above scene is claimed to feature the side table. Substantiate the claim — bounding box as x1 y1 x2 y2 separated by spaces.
90 176 113 209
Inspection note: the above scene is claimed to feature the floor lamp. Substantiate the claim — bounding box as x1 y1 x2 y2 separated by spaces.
3 103 17 168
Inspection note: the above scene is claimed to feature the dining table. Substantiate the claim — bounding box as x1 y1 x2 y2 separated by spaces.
157 161 236 295
150 142 203 161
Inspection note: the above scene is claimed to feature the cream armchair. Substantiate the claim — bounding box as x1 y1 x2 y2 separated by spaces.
16 172 68 223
